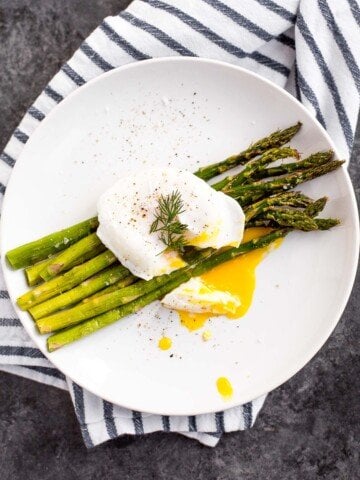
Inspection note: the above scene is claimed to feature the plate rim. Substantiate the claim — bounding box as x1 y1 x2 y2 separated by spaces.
1 56 359 415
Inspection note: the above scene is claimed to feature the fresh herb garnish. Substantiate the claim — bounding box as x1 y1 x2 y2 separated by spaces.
150 190 188 253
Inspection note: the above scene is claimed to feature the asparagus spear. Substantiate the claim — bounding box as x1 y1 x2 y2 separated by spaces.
194 123 302 181
25 244 106 286
249 195 333 231
29 265 130 320
230 160 345 206
260 208 318 231
6 217 99 269
36 263 200 334
244 192 313 221
245 216 339 230
47 230 288 351
81 275 137 303
247 196 338 231
17 250 119 310
39 233 103 281
252 151 333 180
212 147 299 191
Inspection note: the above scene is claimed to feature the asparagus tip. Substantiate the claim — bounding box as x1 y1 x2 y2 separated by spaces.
315 218 341 230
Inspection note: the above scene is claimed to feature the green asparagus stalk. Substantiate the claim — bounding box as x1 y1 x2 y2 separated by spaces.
244 192 313 221
25 244 106 286
39 233 103 281
29 265 130 320
194 123 302 181
6 217 99 269
230 160 345 206
36 262 202 334
252 151 333 180
260 208 318 231
17 250 119 310
245 216 339 231
81 275 137 303
247 196 337 231
212 147 299 191
250 196 331 231
47 229 288 351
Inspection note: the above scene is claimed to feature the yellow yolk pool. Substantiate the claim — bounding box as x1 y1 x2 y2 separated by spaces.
158 336 172 350
216 377 234 399
179 227 282 331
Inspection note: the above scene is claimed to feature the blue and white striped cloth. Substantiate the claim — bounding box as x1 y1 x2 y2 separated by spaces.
0 0 359 448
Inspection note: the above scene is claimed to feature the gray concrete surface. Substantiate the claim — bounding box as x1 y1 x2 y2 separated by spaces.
0 1 359 479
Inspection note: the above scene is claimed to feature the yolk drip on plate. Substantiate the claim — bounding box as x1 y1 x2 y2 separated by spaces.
158 336 172 351
179 227 283 331
216 377 234 399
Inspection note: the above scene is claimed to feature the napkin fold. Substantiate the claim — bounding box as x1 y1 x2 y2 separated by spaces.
1 0 359 448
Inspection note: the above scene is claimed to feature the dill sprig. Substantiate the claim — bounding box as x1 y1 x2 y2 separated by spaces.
150 190 188 253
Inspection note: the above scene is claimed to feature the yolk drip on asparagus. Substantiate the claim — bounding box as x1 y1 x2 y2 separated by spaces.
178 227 283 331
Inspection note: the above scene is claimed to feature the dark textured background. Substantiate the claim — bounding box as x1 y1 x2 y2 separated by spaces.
0 1 359 479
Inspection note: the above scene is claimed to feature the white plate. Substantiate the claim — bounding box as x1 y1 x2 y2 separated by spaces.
1 58 359 415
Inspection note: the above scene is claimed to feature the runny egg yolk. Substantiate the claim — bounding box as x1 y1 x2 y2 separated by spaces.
178 227 283 331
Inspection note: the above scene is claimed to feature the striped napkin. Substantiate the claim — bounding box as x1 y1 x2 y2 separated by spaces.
0 0 359 448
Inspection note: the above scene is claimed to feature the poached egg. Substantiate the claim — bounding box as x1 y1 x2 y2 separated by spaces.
97 168 245 281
